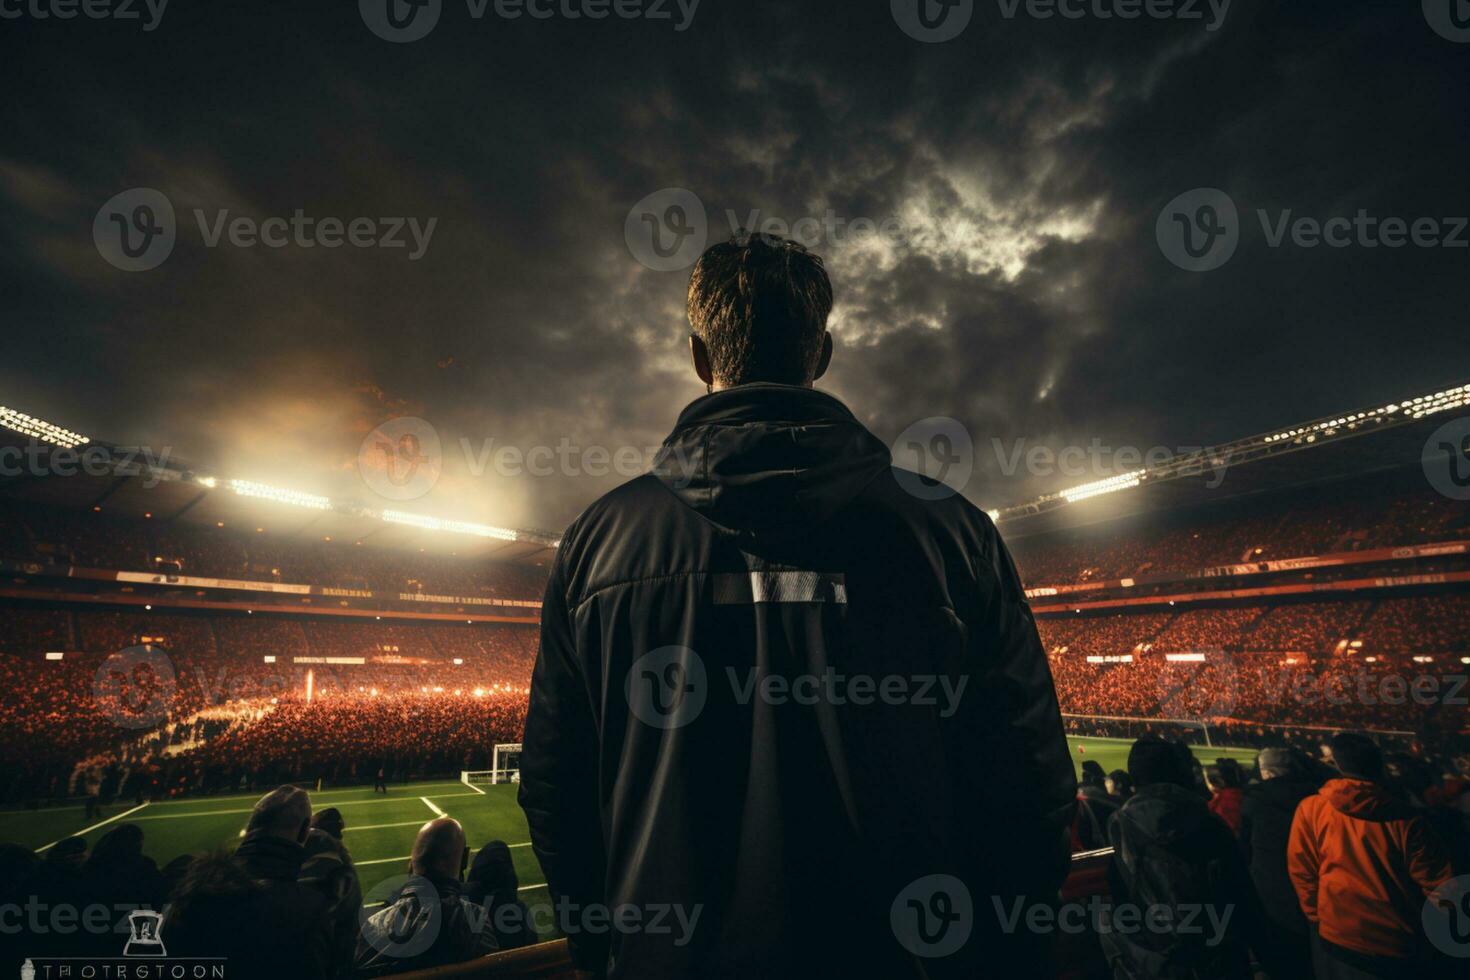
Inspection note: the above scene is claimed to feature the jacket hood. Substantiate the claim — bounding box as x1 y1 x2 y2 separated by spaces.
653 384 892 532
1319 778 1416 822
234 831 306 882
1116 783 1214 844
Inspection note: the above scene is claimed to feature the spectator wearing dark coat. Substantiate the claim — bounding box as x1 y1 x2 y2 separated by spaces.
1075 761 1120 851
77 824 168 957
1239 747 1317 980
1103 737 1254 980
355 817 500 976
164 786 338 979
463 840 538 950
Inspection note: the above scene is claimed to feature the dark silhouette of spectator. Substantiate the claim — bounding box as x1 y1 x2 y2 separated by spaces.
463 840 538 950
1288 733 1455 979
300 822 362 973
1239 747 1318 980
1102 736 1253 980
521 233 1075 980
355 817 499 976
77 824 167 956
164 786 337 978
1075 761 1120 851
1105 769 1134 804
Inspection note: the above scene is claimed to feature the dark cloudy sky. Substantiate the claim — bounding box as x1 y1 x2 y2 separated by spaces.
2 0 1467 532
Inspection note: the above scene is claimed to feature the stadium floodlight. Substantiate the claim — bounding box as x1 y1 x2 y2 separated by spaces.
379 509 518 541
227 479 331 510
1061 469 1144 504
0 406 91 449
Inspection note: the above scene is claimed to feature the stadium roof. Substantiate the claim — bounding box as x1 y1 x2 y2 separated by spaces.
3 379 1468 556
993 381 1470 539
0 406 559 565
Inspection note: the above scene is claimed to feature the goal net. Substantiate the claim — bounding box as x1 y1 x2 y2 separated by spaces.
460 743 523 788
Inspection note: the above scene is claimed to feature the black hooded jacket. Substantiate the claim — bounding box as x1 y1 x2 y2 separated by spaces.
519 384 1076 979
1238 776 1317 932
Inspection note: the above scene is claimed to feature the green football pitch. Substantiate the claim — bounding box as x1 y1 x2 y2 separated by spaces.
1 738 1260 915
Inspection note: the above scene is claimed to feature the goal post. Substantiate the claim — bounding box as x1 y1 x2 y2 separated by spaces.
492 742 522 783
460 744 524 790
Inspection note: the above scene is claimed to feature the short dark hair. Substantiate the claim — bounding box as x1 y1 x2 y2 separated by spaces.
1329 732 1384 781
687 232 833 387
1128 736 1195 789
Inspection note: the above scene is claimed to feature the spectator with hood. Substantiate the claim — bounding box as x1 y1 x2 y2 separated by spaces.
1103 736 1253 980
165 785 337 978
1288 732 1455 980
520 232 1075 980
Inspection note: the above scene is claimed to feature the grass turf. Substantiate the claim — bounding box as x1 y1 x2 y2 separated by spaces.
2 738 1262 904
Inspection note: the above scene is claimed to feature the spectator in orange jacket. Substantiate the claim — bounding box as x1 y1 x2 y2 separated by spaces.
1287 733 1455 979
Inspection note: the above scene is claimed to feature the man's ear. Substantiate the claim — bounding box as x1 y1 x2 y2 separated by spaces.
689 334 714 387
812 331 833 382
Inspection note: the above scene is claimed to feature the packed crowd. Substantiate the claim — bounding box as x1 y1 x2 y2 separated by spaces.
1010 468 1469 586
0 502 548 599
0 787 540 977
1070 733 1469 979
0 606 539 802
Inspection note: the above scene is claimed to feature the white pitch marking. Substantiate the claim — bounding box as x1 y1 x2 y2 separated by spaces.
37 803 149 852
345 820 430 832
420 797 447 818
